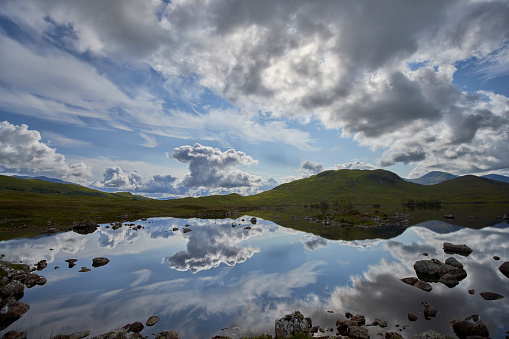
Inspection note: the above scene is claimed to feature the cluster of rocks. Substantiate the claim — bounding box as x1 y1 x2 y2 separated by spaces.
0 260 47 330
2 315 180 339
271 310 492 339
396 241 507 338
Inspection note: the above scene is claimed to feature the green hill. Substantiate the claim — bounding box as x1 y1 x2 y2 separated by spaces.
244 169 509 206
1 170 508 238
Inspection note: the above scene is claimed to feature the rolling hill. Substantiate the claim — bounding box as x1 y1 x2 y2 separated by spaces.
1 170 508 236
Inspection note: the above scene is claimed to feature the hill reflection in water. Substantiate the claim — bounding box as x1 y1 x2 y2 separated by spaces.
0 216 508 338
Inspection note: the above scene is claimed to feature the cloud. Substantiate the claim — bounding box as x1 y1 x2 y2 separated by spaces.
0 121 92 180
333 161 377 171
298 235 328 253
299 160 324 177
94 166 181 194
171 143 262 188
2 0 509 175
167 220 263 273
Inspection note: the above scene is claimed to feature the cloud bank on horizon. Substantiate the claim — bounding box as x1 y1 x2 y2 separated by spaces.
0 0 508 197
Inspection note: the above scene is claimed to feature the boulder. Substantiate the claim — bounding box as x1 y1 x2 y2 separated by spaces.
468 289 475 295
444 257 463 268
90 327 128 339
36 260 47 270
24 273 41 288
129 322 144 333
414 259 467 285
443 242 472 256
182 228 192 234
408 313 417 321
72 221 99 235
250 217 257 225
413 329 449 339
0 300 30 330
146 315 159 326
450 314 489 339
438 273 459 288
172 228 179 232
68 330 91 339
275 311 311 338
385 332 403 339
92 257 110 268
348 325 369 339
154 331 179 339
351 315 366 326
0 281 24 300
422 301 438 320
479 292 504 300
372 318 387 328
499 261 509 278
78 267 91 272
1 331 27 339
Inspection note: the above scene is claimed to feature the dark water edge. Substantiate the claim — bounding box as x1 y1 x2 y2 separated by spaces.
0 205 508 338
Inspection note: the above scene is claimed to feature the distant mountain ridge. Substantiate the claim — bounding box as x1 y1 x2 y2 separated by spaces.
405 171 509 185
13 175 75 185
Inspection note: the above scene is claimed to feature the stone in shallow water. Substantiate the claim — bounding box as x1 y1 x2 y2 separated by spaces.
146 315 160 326
499 261 509 278
422 301 438 320
443 242 472 256
92 257 110 268
450 314 489 339
275 311 311 338
479 292 504 300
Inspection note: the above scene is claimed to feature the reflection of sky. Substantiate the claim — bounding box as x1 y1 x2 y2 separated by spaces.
0 218 507 338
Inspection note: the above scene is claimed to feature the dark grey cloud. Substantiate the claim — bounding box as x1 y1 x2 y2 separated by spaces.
299 160 323 176
171 143 262 188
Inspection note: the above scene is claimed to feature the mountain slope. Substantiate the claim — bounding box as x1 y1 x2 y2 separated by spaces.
482 174 509 184
405 171 458 185
245 169 509 205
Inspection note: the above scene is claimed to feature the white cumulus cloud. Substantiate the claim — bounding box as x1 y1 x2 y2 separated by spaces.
0 121 92 180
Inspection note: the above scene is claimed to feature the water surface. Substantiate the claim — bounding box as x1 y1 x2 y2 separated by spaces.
1 216 508 338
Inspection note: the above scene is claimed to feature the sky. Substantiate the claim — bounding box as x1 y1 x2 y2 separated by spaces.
0 0 508 198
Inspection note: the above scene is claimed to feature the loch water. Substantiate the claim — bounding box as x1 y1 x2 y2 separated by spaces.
1 214 508 338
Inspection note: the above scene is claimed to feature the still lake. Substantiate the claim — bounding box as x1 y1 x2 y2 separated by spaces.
1 214 508 338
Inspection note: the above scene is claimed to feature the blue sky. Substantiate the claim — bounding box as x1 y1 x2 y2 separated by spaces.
1 0 508 198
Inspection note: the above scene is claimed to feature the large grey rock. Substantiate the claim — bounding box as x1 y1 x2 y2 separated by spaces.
275 311 311 338
414 259 467 285
450 314 489 339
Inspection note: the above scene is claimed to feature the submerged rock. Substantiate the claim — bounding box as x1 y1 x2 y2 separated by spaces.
0 300 30 330
450 314 489 339
154 331 179 339
443 242 472 256
36 260 47 271
479 291 504 300
129 321 144 333
92 257 110 268
1 330 27 339
408 314 417 321
499 261 509 278
422 301 438 320
400 276 433 291
413 329 449 339
385 332 403 339
146 315 160 326
275 311 311 338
